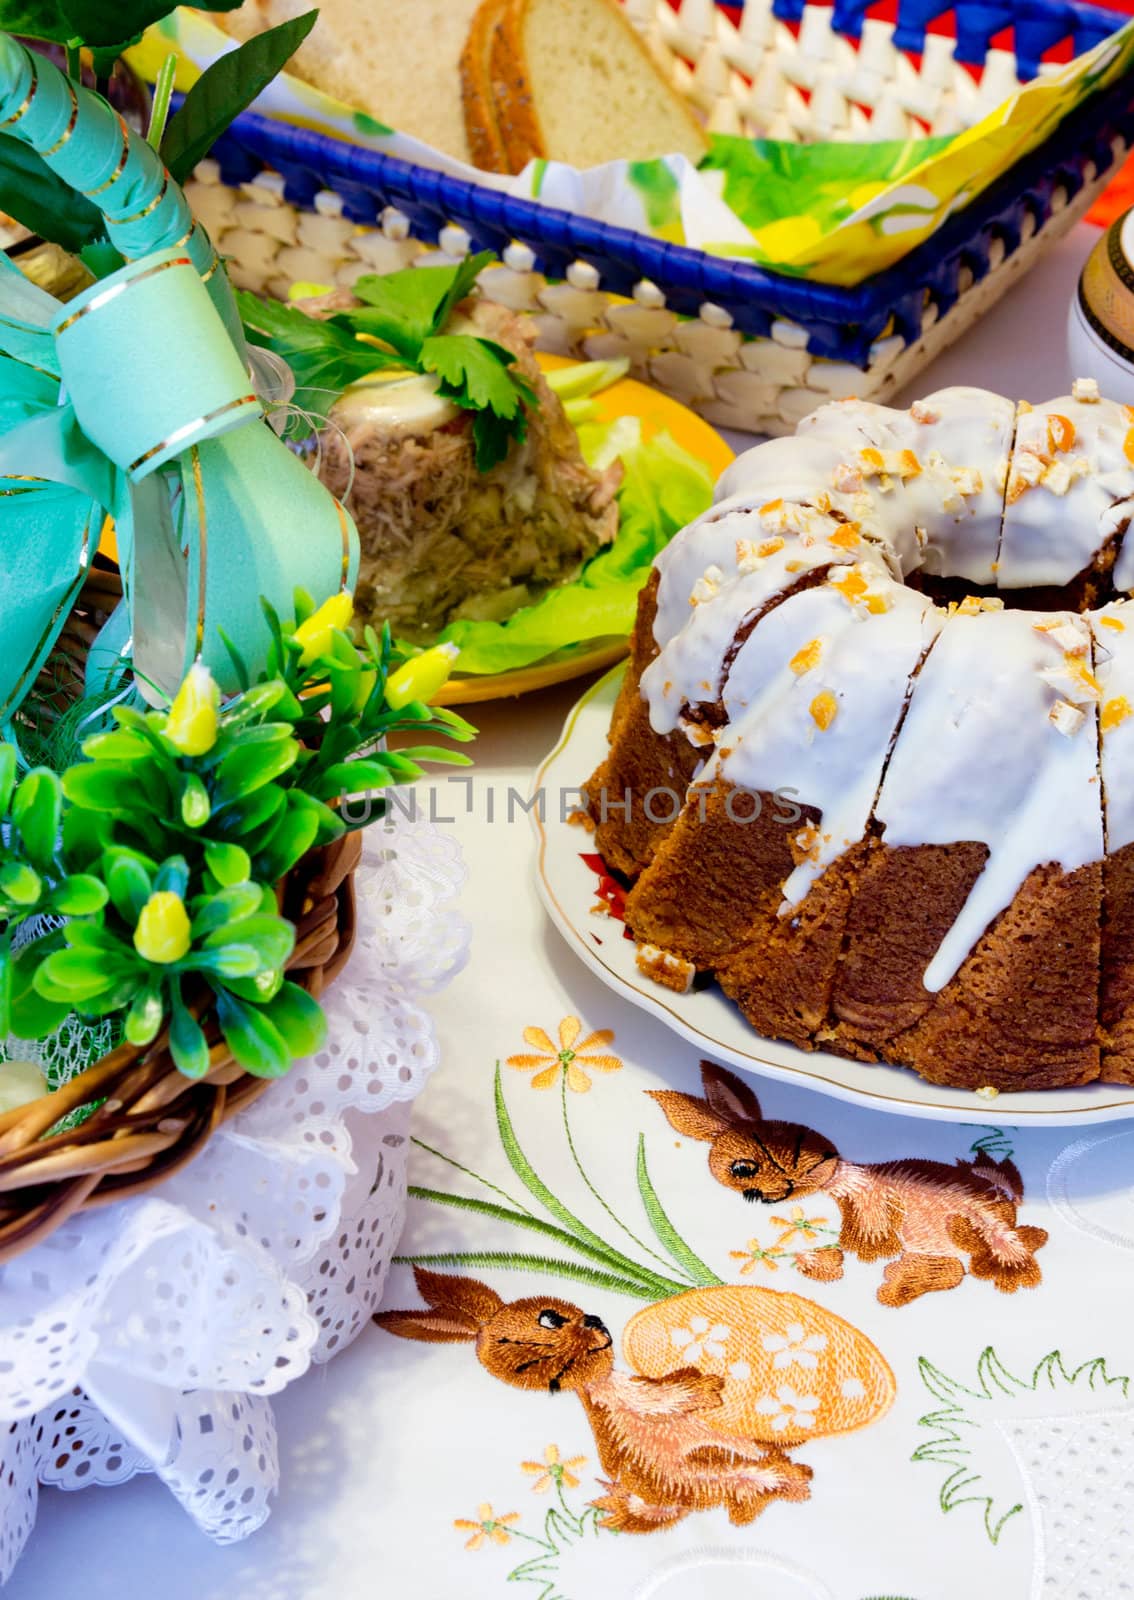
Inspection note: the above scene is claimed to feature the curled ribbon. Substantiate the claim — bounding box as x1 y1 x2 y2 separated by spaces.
0 33 359 720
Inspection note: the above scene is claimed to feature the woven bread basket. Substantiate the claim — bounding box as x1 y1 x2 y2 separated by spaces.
186 0 1134 436
0 566 362 1265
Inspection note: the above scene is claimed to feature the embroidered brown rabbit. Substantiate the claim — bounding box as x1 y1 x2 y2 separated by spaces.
375 1266 824 1532
649 1062 1047 1307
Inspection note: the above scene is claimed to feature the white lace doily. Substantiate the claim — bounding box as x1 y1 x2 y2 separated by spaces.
0 811 468 1582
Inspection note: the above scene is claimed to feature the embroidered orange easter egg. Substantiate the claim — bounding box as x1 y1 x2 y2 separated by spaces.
622 1287 895 1448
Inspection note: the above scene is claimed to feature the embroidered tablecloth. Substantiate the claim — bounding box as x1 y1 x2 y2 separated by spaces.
5 222 1129 1600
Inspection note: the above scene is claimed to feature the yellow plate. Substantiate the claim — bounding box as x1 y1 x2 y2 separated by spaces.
433 354 733 707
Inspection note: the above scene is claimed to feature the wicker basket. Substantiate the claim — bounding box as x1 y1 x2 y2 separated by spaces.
185 0 1134 435
0 568 362 1265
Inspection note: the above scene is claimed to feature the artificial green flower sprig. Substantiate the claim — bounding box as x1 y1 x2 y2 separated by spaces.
0 592 474 1080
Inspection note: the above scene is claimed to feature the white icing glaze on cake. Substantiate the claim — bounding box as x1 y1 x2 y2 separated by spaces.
712 579 940 906
873 609 1103 991
999 396 1134 588
643 534 848 733
1091 600 1134 852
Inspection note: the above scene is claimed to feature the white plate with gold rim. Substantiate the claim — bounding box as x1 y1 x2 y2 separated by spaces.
533 664 1134 1126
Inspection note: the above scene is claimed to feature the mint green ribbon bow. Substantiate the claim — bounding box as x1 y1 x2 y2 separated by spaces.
0 33 359 723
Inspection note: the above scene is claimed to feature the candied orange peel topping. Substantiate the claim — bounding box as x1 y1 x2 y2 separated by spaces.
830 568 868 604
1067 654 1102 697
790 638 823 675
1102 696 1133 732
757 536 786 557
1099 614 1127 632
810 691 838 731
1047 414 1076 454
828 524 861 549
1124 428 1134 469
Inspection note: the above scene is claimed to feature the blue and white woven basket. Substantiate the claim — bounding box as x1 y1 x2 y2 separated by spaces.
189 0 1134 435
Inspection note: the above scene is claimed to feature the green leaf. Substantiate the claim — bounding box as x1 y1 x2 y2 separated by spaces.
492 1065 638 1270
0 861 42 907
216 782 286 840
190 882 264 937
350 252 492 356
0 937 10 1038
190 943 263 980
64 762 147 815
262 980 327 1057
35 947 132 1004
215 988 292 1078
635 1135 722 1286
170 983 211 1079
224 966 284 1004
407 1186 686 1297
289 793 345 847
154 855 189 898
253 802 320 882
421 335 526 418
394 1250 653 1300
0 132 102 253
12 768 62 872
205 913 294 970
125 984 164 1047
314 758 394 798
204 841 252 888
50 874 109 917
217 628 251 694
160 9 319 184
9 945 69 1040
216 737 299 802
0 745 17 816
104 849 153 922
82 728 156 764
237 291 396 414
180 773 211 829
470 405 523 472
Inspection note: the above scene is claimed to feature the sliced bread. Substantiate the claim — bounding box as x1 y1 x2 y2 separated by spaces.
212 0 483 163
459 0 512 172
486 0 708 172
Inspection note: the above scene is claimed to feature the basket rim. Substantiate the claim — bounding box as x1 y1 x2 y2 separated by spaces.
215 43 1133 339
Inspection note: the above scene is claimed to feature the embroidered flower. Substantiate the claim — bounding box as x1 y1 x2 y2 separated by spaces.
520 1443 587 1494
506 1016 622 1092
669 1315 730 1363
453 1503 521 1550
754 1386 821 1432
729 1239 783 1274
770 1205 830 1246
761 1323 828 1371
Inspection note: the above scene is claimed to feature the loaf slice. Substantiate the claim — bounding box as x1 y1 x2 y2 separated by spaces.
460 0 512 171
490 0 708 172
213 0 482 163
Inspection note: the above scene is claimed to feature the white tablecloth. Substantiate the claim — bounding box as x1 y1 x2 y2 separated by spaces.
4 222 1112 1600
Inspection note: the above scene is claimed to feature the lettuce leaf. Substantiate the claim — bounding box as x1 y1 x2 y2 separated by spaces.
426 421 713 676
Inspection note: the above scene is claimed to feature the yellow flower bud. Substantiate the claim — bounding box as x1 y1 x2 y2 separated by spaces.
134 891 192 965
165 661 219 757
293 592 354 666
0 1059 46 1113
385 642 460 710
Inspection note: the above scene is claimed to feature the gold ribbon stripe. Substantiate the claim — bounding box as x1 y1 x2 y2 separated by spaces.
55 256 192 336
127 394 257 476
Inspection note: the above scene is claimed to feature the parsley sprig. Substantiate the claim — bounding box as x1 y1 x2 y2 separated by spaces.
238 251 537 470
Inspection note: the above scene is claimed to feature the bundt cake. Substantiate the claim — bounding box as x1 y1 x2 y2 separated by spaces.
585 378 1134 1092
